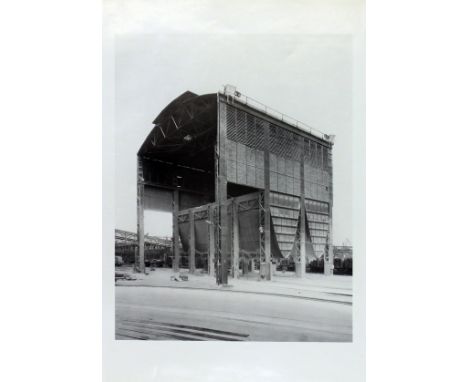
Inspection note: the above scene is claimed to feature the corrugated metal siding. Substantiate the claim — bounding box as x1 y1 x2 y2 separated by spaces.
226 140 264 189
303 160 330 202
269 153 301 197
225 103 333 254
222 101 334 261
225 103 332 200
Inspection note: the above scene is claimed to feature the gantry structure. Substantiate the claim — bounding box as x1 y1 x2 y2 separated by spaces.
136 86 335 284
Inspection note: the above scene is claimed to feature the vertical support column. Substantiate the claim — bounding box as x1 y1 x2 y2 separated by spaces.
258 193 265 278
324 144 334 276
133 246 138 272
324 216 334 275
136 156 145 274
296 140 306 278
214 141 221 283
263 122 272 280
172 189 180 272
232 201 239 278
189 209 195 274
208 204 215 276
216 96 229 285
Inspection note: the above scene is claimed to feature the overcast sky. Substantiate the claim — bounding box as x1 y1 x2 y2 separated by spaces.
115 33 354 245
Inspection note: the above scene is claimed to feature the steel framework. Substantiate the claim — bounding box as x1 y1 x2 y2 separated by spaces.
133 86 335 283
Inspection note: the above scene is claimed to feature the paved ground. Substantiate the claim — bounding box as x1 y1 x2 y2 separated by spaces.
116 267 353 304
115 268 352 342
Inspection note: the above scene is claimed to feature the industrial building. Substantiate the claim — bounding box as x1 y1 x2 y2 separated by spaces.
114 229 171 265
135 86 335 284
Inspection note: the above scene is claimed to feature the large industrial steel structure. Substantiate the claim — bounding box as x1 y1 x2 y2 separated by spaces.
136 86 335 284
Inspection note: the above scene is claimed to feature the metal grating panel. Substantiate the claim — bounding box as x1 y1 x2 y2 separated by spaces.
228 102 333 166
226 105 266 150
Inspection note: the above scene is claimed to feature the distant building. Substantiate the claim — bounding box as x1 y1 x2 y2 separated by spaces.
114 229 171 265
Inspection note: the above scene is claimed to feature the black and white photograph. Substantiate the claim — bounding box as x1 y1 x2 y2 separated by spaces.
113 36 357 342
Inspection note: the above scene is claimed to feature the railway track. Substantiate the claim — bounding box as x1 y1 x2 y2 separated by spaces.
116 318 250 341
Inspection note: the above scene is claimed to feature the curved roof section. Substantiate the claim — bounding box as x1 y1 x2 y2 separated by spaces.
138 91 217 171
